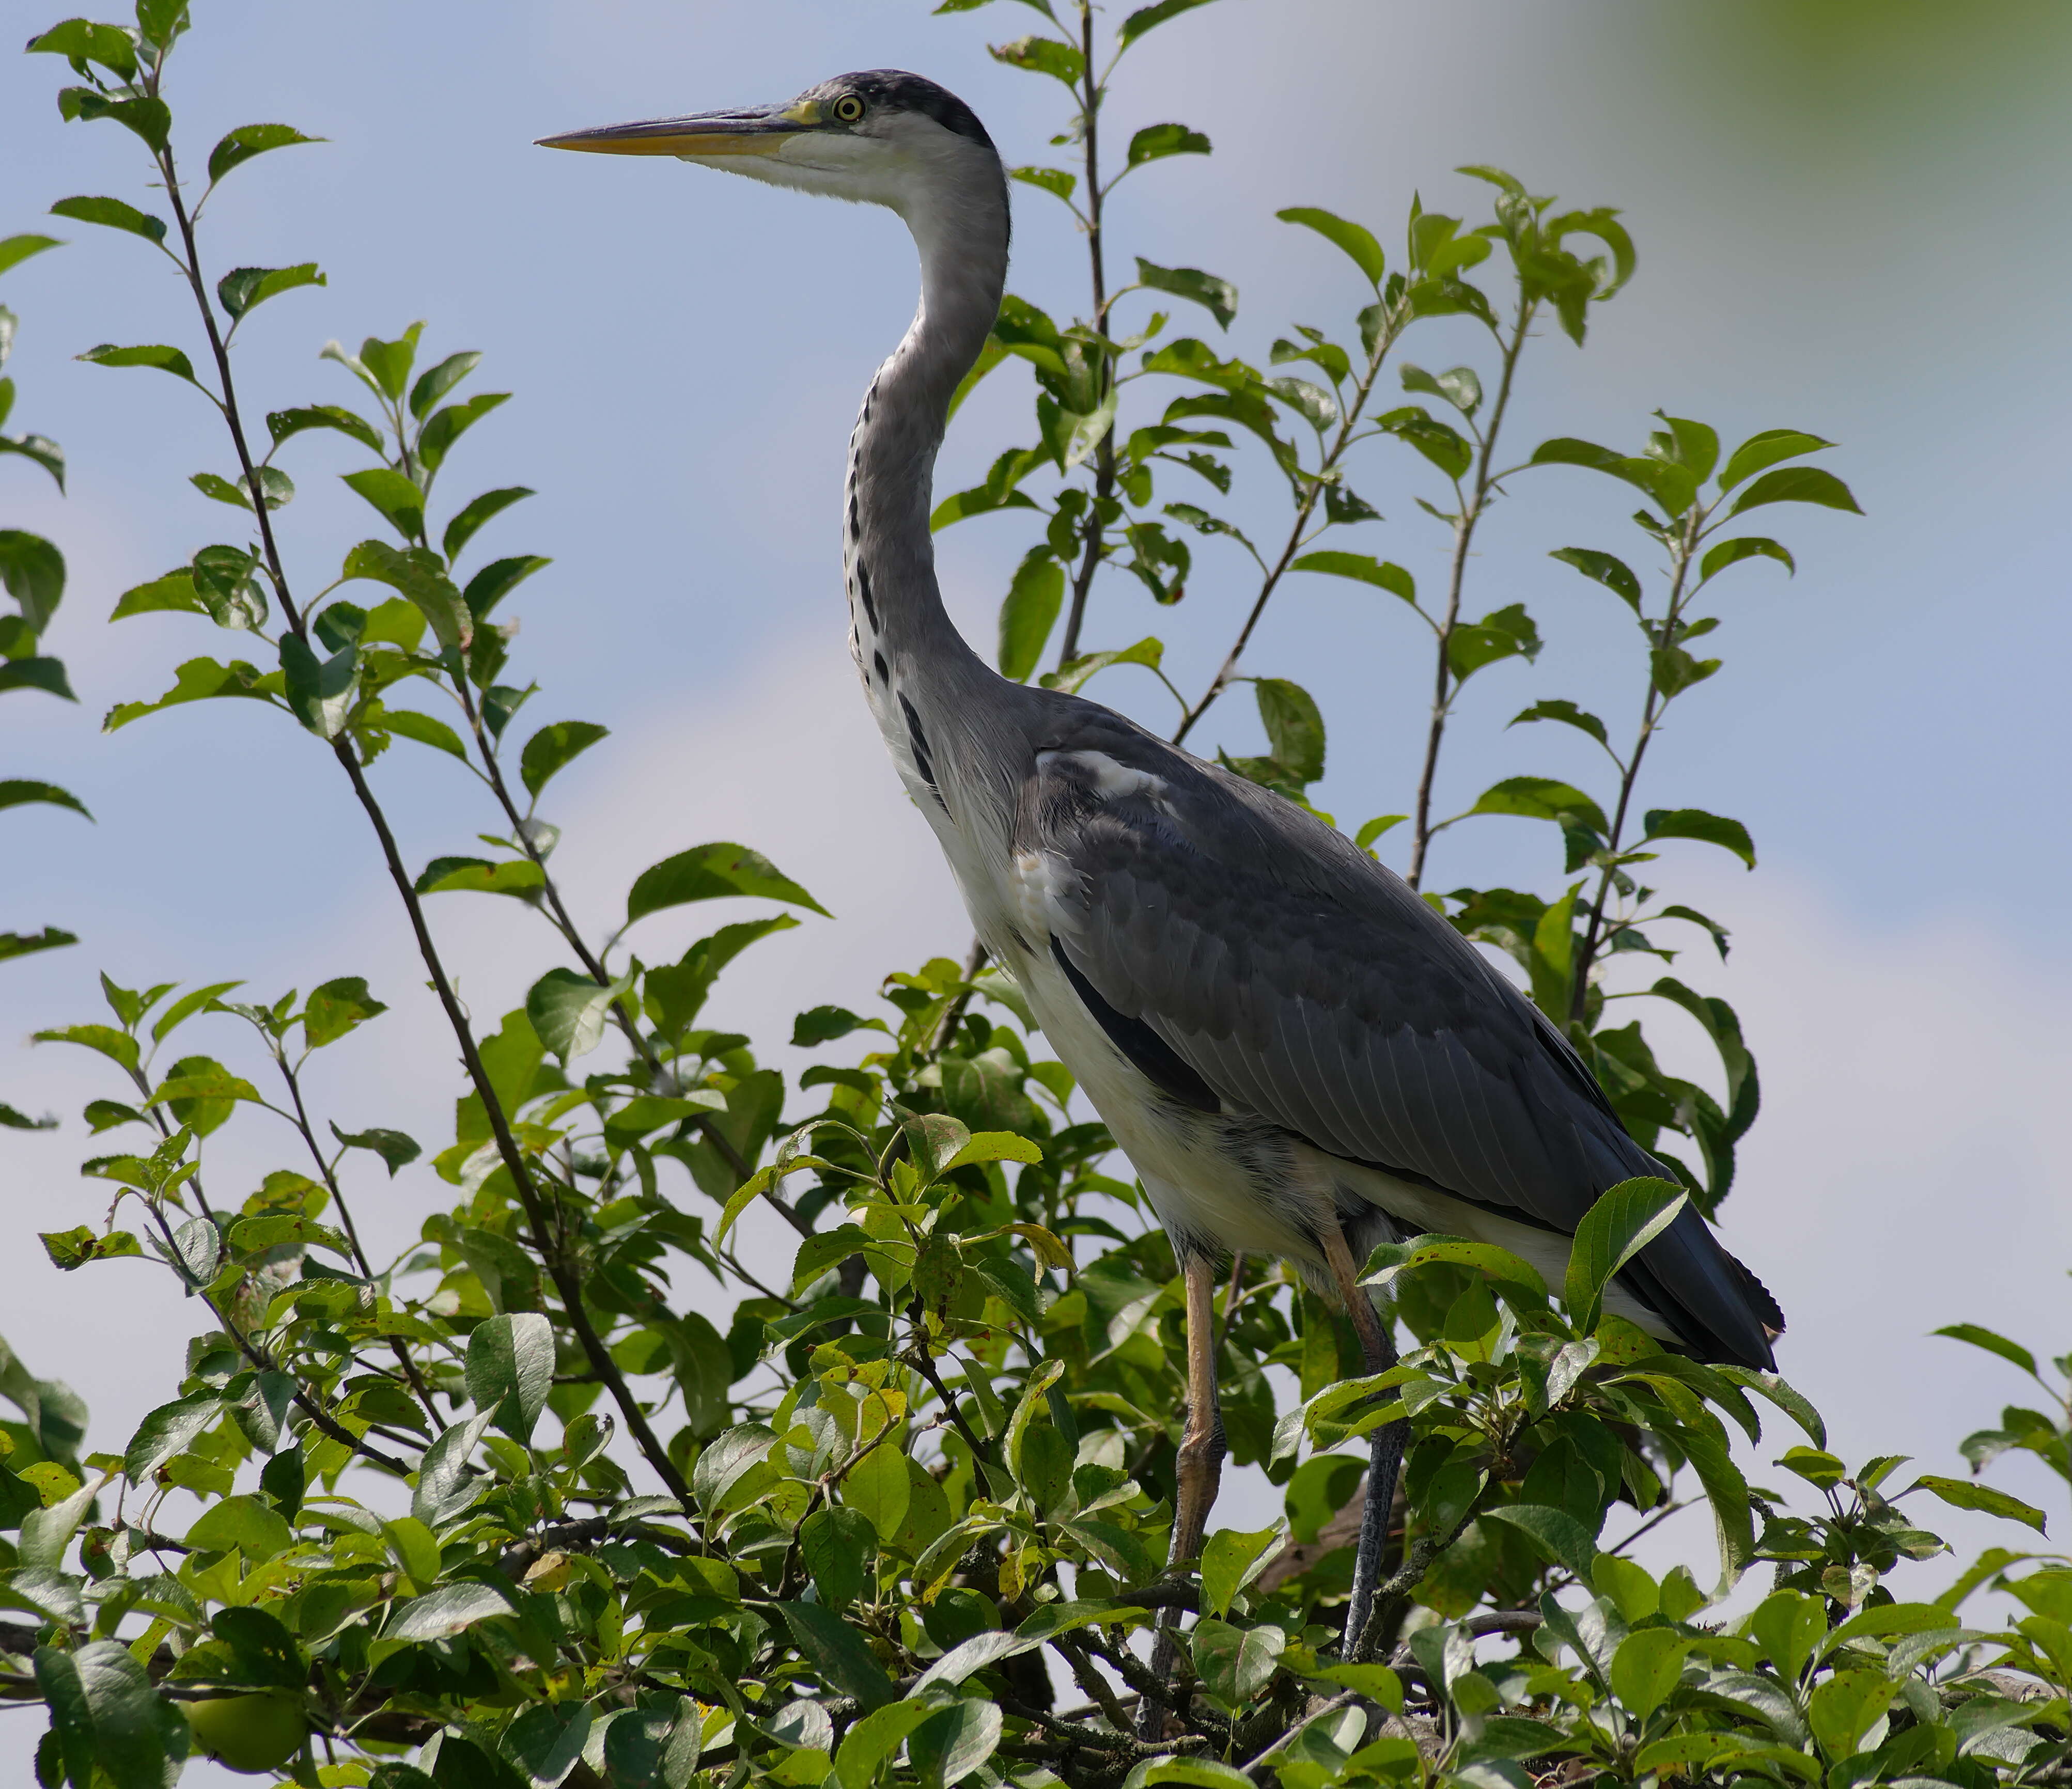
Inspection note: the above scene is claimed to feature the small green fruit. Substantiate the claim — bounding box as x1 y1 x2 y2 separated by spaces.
184 1692 306 1775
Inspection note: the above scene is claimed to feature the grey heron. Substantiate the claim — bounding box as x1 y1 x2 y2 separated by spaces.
541 70 1784 1676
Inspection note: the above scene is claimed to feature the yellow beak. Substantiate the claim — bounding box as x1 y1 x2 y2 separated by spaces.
537 103 815 160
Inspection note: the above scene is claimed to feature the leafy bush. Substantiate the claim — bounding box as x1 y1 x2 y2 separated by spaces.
3 5 2064 1789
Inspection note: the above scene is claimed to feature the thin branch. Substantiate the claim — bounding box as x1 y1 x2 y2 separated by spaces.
1172 301 1412 747
150 135 302 639
273 1050 447 1431
1405 291 1534 891
1056 0 1116 670
1569 503 1704 1014
326 740 692 1501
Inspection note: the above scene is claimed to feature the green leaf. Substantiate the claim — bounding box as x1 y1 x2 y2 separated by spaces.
189 470 252 512
520 719 609 799
32 1023 138 1073
1354 814 1405 849
1360 1234 1549 1298
443 485 532 562
800 1505 874 1610
0 779 89 820
464 554 551 621
342 540 471 649
341 323 423 402
1447 601 1540 680
1933 1324 2039 1378
417 390 510 475
216 262 324 320
1255 677 1325 783
32 1641 172 1789
942 1132 1042 1172
1564 1177 1687 1325
1641 807 1755 868
1717 428 1833 493
1040 635 1163 695
341 466 427 540
0 529 67 632
1549 546 1642 611
0 658 74 704
413 855 544 899
1200 1524 1280 1619
1699 536 1795 583
1127 122 1211 169
191 544 269 626
1380 405 1471 479
836 1704 935 1789
627 842 830 923
466 1312 555 1442
650 915 799 1038
266 402 384 452
843 1434 912 1543
1533 437 1695 513
1510 699 1609 749
774 1600 897 1710
102 656 276 731
1650 645 1721 698
26 19 138 76
376 707 468 760
1467 776 1610 838
185 1493 292 1563
1712 1366 1825 1447
134 0 189 53
946 334 1010 421
207 122 322 185
1276 207 1385 285
0 236 61 280
1191 1618 1285 1710
989 34 1084 84
124 1390 223 1482
1806 1670 1894 1762
227 1213 348 1257
1483 1503 1598 1580
279 634 357 739
153 1059 256 1138
526 967 621 1065
49 195 166 245
1609 1628 1692 1721
41 1225 144 1268
908 1700 1003 1789
410 350 481 419
303 976 386 1048
1118 0 1216 46
79 341 199 386
1135 258 1236 329
1400 362 1483 416
1728 464 1862 517
329 1122 420 1175
0 927 77 964
387 1580 515 1641
996 548 1063 683
1911 1475 2048 1533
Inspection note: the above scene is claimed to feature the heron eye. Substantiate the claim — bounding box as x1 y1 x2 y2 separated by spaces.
833 95 865 122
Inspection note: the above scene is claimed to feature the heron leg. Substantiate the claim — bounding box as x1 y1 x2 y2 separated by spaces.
1141 1251 1226 1737
1322 1224 1409 1661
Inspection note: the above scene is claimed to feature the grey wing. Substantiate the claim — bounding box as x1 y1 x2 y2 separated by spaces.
1022 721 1781 1369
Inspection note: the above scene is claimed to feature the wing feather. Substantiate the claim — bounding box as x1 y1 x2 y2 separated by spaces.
1018 716 1780 1368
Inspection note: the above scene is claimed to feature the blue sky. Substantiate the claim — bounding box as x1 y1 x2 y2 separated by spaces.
2 2 2070 1741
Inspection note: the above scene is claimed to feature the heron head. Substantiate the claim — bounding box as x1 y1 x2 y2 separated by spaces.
538 70 1006 240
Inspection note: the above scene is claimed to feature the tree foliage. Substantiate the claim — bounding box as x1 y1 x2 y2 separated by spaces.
5 7 2066 1789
